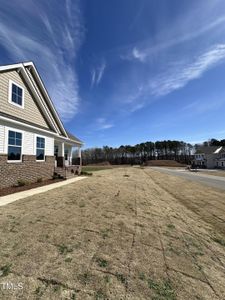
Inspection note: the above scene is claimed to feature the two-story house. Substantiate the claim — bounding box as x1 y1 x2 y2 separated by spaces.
0 62 83 189
193 146 225 169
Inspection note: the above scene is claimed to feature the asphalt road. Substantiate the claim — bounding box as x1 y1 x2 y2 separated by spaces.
150 167 225 191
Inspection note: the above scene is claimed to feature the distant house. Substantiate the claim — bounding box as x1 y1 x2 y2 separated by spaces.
193 146 225 169
0 62 83 189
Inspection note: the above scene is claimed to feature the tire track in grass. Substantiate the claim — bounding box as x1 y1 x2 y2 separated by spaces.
142 168 222 299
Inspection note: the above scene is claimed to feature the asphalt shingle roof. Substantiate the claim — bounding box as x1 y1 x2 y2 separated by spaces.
195 146 222 154
66 131 83 144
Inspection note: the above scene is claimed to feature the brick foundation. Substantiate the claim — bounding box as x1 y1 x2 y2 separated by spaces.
0 154 55 189
54 165 81 179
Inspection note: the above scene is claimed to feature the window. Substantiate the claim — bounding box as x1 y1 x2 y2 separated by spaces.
36 137 45 161
8 80 24 108
8 130 22 161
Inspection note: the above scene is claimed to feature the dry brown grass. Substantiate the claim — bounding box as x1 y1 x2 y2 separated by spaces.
0 167 225 299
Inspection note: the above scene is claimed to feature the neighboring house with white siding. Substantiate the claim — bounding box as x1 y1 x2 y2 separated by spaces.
0 62 83 189
192 146 225 169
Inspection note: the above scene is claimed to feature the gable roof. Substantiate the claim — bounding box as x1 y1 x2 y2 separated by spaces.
23 62 68 137
0 62 83 145
195 146 223 155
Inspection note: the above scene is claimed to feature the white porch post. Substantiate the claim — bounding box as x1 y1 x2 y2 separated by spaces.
69 147 73 165
58 142 65 157
78 146 82 166
62 142 65 157
57 142 65 167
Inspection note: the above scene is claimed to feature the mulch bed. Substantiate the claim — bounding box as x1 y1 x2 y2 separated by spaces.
0 178 64 197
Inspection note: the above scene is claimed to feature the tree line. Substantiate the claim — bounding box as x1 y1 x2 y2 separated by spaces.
201 138 225 147
81 140 194 165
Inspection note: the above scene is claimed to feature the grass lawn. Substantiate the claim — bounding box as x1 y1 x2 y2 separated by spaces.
0 167 225 299
81 165 113 172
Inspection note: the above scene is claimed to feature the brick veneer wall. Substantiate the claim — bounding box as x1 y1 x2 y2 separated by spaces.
0 154 55 189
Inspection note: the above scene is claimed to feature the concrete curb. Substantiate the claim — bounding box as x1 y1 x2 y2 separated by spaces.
0 177 87 207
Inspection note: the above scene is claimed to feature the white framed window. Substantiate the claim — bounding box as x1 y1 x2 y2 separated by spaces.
7 130 23 162
8 80 24 108
36 136 45 161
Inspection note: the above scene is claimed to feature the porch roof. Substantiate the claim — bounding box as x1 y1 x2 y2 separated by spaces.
66 131 83 145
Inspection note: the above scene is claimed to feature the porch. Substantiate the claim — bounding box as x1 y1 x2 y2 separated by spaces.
54 141 82 179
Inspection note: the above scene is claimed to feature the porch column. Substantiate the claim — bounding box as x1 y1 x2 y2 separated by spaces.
68 147 73 165
57 142 65 167
78 146 82 166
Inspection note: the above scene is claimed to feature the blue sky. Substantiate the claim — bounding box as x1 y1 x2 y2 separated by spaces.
1 0 225 148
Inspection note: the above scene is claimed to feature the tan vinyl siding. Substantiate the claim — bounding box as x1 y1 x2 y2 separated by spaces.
0 70 50 129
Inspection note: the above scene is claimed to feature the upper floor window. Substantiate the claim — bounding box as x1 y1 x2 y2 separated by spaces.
8 80 24 108
8 130 22 161
36 137 45 161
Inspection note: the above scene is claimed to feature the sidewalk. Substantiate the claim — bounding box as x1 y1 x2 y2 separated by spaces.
0 177 87 207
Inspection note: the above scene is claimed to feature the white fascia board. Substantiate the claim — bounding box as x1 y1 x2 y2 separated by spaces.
23 62 68 138
20 66 60 134
214 146 223 154
0 63 24 72
23 66 62 135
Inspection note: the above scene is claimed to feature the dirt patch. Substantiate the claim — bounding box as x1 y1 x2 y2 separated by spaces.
145 160 186 167
0 167 224 299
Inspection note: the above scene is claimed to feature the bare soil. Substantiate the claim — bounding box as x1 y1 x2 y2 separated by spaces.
0 167 225 299
145 160 186 167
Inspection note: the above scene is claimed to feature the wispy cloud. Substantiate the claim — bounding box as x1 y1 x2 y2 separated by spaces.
96 118 114 130
90 70 96 88
0 0 84 122
114 43 225 116
181 97 225 115
122 8 225 63
91 61 106 87
132 47 146 62
150 44 225 97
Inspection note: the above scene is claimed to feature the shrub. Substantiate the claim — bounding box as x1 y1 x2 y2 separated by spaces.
17 179 26 187
0 264 11 277
37 177 43 183
80 171 93 176
52 174 60 180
